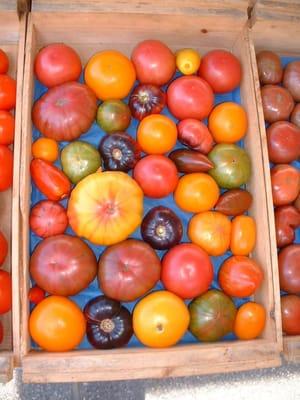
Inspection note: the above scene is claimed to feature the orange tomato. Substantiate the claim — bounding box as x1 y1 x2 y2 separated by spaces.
208 102 247 143
133 290 190 348
85 50 136 101
137 114 177 154
188 211 231 256
29 295 86 352
32 137 59 162
230 215 256 256
234 302 266 340
174 173 219 213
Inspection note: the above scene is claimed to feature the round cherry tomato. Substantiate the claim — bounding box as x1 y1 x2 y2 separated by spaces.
161 243 213 299
188 211 231 256
0 49 9 74
133 290 190 348
174 173 219 213
133 155 178 198
219 256 264 298
208 102 247 143
234 302 266 340
0 321 3 344
0 230 8 266
267 121 300 164
85 50 136 100
261 85 294 123
0 111 14 145
29 295 86 352
281 295 300 335
176 48 201 75
32 137 59 162
256 51 283 85
0 145 13 191
131 40 176 86
28 286 45 305
271 164 300 206
230 215 256 256
198 50 241 93
137 114 177 154
278 244 300 294
0 270 12 314
167 76 214 120
0 75 16 111
177 119 214 154
30 200 68 238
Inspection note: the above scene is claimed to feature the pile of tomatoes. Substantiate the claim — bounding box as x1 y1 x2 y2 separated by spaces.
28 40 266 352
257 51 300 336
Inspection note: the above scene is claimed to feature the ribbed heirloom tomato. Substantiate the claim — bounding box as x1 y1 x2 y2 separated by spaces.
230 215 256 256
234 302 266 340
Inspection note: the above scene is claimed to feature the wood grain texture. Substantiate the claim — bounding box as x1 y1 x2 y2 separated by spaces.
283 337 300 363
0 353 13 383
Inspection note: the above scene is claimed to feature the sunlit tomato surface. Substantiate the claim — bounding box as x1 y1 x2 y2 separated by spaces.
0 230 8 266
208 102 248 143
234 302 266 340
219 255 264 298
174 173 219 213
161 243 213 299
271 164 300 206
28 286 45 305
0 270 12 314
29 295 86 352
188 211 231 256
133 291 190 348
85 50 136 100
176 48 201 75
230 215 256 256
0 111 14 145
30 200 68 238
0 145 13 191
137 114 177 154
0 75 16 111
0 49 9 74
31 137 59 162
281 295 300 335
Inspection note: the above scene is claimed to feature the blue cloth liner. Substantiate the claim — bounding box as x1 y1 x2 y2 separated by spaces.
30 71 252 350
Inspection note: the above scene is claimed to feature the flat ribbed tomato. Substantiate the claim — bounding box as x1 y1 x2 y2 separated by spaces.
0 111 14 145
0 145 13 191
0 75 16 111
234 302 266 340
230 215 256 256
0 230 8 266
0 270 12 314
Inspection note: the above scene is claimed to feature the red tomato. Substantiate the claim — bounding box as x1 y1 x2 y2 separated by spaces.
177 119 214 154
0 145 13 191
0 49 9 74
0 111 14 145
0 230 8 266
271 164 300 206
281 295 300 335
28 286 45 304
131 40 176 86
167 76 214 120
161 243 213 299
0 75 16 111
133 155 178 198
199 50 242 93
278 244 300 294
267 122 300 164
34 43 82 87
0 321 3 344
0 270 12 314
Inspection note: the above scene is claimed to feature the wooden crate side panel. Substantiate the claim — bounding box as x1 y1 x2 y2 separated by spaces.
0 353 13 383
251 0 300 21
283 337 300 363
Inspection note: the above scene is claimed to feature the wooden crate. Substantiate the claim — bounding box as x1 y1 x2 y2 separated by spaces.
249 0 300 364
20 0 282 383
0 0 26 383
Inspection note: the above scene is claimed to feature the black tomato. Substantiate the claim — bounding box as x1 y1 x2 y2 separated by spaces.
129 84 166 121
169 149 214 173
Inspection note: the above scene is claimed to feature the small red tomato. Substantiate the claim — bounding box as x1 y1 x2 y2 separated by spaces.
0 111 14 145
0 144 13 191
0 75 16 111
271 164 300 206
0 230 8 266
133 155 178 198
0 270 12 314
28 286 45 304
0 320 3 344
281 295 300 335
0 50 9 74
177 119 214 154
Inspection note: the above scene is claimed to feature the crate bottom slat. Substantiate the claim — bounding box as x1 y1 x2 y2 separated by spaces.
0 353 13 383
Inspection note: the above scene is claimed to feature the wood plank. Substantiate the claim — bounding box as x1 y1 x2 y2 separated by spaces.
283 337 300 363
0 353 13 383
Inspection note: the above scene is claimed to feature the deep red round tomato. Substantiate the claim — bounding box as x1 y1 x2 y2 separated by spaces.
267 121 300 164
161 243 213 299
133 155 178 198
271 164 300 206
28 285 45 304
261 85 294 123
0 75 16 111
198 50 242 93
0 270 12 314
34 43 82 87
167 76 214 120
278 244 300 294
0 230 8 266
281 295 300 335
0 49 9 74
0 145 13 191
0 111 14 145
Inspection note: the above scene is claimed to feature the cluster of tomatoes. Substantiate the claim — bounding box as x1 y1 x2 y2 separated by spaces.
257 51 300 336
28 40 266 352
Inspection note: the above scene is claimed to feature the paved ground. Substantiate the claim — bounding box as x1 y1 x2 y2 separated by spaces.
0 362 299 400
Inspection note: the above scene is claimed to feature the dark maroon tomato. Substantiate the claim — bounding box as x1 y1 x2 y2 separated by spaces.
267 121 300 163
215 189 253 216
98 239 161 302
96 100 131 134
169 149 214 173
189 289 237 342
30 234 97 296
141 206 183 250
283 61 300 102
84 295 133 349
129 84 166 121
261 85 294 123
177 119 214 154
278 244 300 294
291 103 300 128
99 132 141 172
281 295 300 335
275 206 300 248
256 51 283 85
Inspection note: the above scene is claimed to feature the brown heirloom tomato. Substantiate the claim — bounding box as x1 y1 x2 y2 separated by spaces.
275 206 300 248
281 295 300 335
215 189 252 216
256 51 283 85
283 61 300 102
261 85 294 123
278 244 300 295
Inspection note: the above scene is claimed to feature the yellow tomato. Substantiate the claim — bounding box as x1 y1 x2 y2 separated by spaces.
230 215 256 256
32 137 59 162
176 48 201 75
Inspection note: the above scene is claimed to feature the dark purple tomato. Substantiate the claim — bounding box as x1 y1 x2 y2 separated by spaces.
129 84 166 121
96 100 131 134
261 85 294 123
291 103 300 128
169 149 214 173
84 295 133 349
141 206 183 250
256 51 283 85
99 132 141 172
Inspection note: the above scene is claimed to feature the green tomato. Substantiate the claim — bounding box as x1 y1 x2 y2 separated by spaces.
96 100 131 134
61 141 101 184
208 144 251 189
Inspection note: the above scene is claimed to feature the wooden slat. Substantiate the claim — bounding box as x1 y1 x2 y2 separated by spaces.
0 0 30 14
0 353 13 383
283 337 300 363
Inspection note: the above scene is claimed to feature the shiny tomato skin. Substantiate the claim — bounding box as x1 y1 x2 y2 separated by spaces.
234 302 266 340
0 50 9 74
0 230 8 266
161 243 213 299
267 121 300 164
230 215 256 256
278 244 300 294
0 75 16 111
30 200 68 238
256 51 283 85
271 164 300 206
31 137 59 162
281 295 300 335
177 119 214 154
261 85 294 123
28 286 45 305
0 270 12 314
0 145 13 191
0 111 14 145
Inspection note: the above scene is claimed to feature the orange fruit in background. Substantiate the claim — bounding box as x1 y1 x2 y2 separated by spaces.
84 50 136 100
234 302 266 340
208 102 248 143
29 295 86 352
32 137 59 162
133 290 190 348
188 211 231 256
174 173 219 213
230 215 256 256
137 114 177 154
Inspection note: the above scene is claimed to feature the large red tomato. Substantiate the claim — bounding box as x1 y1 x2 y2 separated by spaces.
30 200 68 238
167 76 214 120
30 234 97 296
271 164 300 206
0 270 12 314
0 230 8 266
34 43 82 88
131 40 176 86
0 75 16 111
278 244 300 294
198 50 242 93
267 121 300 164
281 295 300 335
161 243 213 299
0 144 13 191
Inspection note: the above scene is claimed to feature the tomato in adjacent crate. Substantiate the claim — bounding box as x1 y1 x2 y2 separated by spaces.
133 291 190 348
230 215 256 256
275 206 300 248
0 111 14 145
267 121 300 164
175 48 201 75
256 51 283 85
0 145 13 191
96 100 131 133
169 149 214 173
0 49 9 74
234 302 266 340
0 270 12 314
31 137 59 162
177 119 214 154
29 295 86 352
0 74 16 111
291 103 300 128
278 244 300 295
0 230 8 266
28 286 45 305
261 85 294 123
271 164 300 206
281 295 300 335
215 189 253 216
129 84 166 121
283 60 300 102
